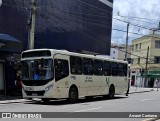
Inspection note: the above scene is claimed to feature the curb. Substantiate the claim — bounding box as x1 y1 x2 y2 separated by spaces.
129 90 153 94
0 96 23 101
0 99 27 104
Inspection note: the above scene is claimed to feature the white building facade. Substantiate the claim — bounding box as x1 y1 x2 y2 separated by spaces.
110 44 130 60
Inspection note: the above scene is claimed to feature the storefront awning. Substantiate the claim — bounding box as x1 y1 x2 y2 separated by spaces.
0 34 22 53
141 70 160 78
144 75 160 78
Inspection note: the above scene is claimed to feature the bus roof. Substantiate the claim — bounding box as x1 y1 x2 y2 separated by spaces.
22 49 128 64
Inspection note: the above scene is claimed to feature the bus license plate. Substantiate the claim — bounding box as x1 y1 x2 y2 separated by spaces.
32 93 37 96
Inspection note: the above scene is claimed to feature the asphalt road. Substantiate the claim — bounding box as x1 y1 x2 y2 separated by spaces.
0 90 160 121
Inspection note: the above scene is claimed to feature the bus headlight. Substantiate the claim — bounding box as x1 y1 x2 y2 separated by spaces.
45 84 54 92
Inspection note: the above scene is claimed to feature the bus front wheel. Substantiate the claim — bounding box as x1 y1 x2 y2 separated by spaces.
68 87 78 103
108 85 115 99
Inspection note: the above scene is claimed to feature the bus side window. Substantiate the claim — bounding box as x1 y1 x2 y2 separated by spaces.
54 59 69 81
118 63 125 76
94 60 103 76
103 61 111 76
70 56 82 74
82 58 93 75
111 62 118 76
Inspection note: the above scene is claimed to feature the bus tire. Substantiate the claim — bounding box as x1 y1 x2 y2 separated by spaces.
68 87 78 103
42 98 50 104
85 96 93 101
108 85 115 99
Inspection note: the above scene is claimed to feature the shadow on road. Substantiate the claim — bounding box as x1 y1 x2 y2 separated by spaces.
25 96 127 106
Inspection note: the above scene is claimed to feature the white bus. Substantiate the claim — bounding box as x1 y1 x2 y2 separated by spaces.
20 49 128 103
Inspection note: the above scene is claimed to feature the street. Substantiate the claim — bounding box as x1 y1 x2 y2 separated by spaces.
0 89 159 121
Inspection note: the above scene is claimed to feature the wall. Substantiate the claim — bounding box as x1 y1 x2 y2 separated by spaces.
0 0 113 55
0 63 4 93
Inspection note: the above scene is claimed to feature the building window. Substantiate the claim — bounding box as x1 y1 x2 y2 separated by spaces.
155 41 160 48
154 56 160 63
139 43 141 50
138 58 140 64
113 51 115 54
131 45 134 51
135 44 138 50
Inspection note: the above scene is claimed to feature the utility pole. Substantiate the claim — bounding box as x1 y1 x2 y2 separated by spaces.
125 22 130 96
28 0 36 50
125 23 129 61
144 46 149 87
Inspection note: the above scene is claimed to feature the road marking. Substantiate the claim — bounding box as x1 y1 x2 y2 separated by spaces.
141 98 154 102
74 107 102 112
0 99 29 104
142 118 159 121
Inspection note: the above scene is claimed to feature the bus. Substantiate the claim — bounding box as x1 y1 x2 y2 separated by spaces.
20 49 128 103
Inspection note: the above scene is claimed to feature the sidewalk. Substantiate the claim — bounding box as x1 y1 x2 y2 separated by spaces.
0 95 22 101
0 95 24 104
129 86 153 94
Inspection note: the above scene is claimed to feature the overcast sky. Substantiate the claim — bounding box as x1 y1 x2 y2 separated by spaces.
112 0 160 45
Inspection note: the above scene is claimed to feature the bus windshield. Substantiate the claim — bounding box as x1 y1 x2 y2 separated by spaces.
21 59 53 81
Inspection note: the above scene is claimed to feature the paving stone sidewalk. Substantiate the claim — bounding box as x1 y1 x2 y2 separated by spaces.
129 86 153 94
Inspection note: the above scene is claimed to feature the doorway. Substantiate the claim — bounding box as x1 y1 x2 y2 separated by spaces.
148 78 154 88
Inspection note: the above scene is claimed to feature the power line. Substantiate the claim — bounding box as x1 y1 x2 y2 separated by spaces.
112 28 144 36
2 3 29 10
3 1 111 19
113 46 155 62
115 15 159 25
113 28 160 40
113 17 156 31
76 0 113 14
115 14 160 22
3 1 158 33
3 1 159 31
4 0 160 50
38 9 113 29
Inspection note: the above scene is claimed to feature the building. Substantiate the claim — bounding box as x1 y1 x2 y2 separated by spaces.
0 34 22 95
110 44 131 60
0 0 114 95
130 34 160 87
0 0 113 55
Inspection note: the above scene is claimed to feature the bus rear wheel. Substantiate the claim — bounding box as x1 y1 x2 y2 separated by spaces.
108 85 115 99
85 96 93 101
68 87 78 103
